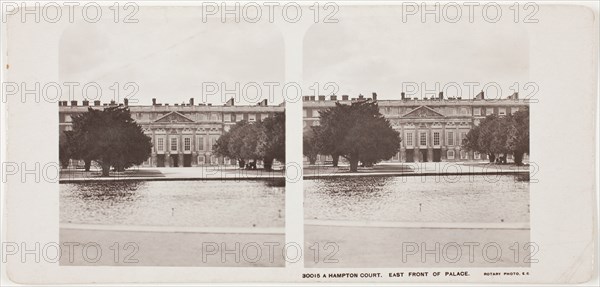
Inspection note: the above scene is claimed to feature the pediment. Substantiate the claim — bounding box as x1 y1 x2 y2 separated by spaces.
154 111 195 123
402 106 444 118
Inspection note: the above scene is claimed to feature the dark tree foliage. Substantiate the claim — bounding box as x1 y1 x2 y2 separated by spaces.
258 112 285 170
462 107 529 165
65 106 152 176
213 112 285 171
303 125 320 165
315 100 401 172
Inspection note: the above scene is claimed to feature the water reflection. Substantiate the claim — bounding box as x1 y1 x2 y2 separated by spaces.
73 181 145 202
305 175 529 223
61 180 284 228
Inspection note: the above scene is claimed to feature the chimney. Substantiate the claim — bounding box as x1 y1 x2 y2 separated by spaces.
226 98 235 106
372 92 378 101
358 94 364 100
58 102 62 106
190 98 194 106
330 95 337 101
82 100 89 106
310 96 316 101
303 96 309 101
510 92 519 100
439 92 444 100
124 98 129 106
475 90 484 100
94 100 100 106
152 98 157 105
110 100 116 106
342 95 349 101
71 100 77 106
401 92 406 100
258 99 268 106
207 103 212 106
318 95 326 101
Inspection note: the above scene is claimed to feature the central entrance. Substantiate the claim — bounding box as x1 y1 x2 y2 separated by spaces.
156 155 165 167
170 154 179 167
405 149 414 162
420 149 428 162
433 149 441 162
183 154 192 167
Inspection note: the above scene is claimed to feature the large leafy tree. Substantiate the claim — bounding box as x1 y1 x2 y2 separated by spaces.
303 125 320 165
462 107 529 165
258 112 285 170
66 107 152 176
506 108 529 165
213 112 285 170
213 120 249 168
315 100 401 172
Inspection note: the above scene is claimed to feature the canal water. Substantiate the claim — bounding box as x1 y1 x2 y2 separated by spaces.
304 175 529 223
60 180 285 228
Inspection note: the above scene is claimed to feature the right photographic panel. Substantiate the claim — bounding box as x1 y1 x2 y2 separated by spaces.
302 5 531 268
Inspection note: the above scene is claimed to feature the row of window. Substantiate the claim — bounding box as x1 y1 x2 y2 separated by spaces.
128 113 271 122
302 107 517 117
405 131 468 147
306 151 484 162
155 136 218 152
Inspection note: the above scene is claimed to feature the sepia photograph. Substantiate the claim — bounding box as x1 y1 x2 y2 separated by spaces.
1 1 597 285
55 9 287 267
302 6 532 268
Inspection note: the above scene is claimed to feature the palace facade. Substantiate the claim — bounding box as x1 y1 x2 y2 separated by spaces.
59 91 529 168
303 92 529 164
59 98 285 167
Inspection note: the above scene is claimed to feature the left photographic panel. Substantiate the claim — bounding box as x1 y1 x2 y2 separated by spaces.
56 6 286 267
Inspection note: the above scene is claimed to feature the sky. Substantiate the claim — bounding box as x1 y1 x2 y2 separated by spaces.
59 5 529 105
303 6 530 100
59 7 285 106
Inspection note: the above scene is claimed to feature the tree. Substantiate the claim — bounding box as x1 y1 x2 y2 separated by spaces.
462 108 529 165
257 112 285 170
315 100 401 172
213 113 285 171
59 131 72 169
68 107 152 176
303 126 320 165
506 108 529 165
213 120 249 168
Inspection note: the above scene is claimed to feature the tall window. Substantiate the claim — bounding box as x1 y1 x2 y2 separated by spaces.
419 132 427 146
157 138 164 151
170 138 178 152
224 113 231 122
474 108 481 116
447 132 454 146
460 132 467 146
184 138 191 151
486 108 493 115
406 132 413 146
197 136 204 151
433 132 440 145
499 108 506 116
249 114 256 122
